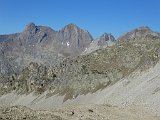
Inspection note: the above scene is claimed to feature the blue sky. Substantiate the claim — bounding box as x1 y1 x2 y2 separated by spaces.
0 0 160 38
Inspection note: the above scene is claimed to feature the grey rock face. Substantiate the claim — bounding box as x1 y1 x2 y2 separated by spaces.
0 23 60 75
19 23 56 46
100 33 116 42
53 23 93 56
118 26 160 41
97 33 116 46
0 23 93 75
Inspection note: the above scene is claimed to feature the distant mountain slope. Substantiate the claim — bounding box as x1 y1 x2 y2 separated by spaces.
83 33 116 54
1 35 160 102
118 26 160 41
0 35 160 119
1 25 160 118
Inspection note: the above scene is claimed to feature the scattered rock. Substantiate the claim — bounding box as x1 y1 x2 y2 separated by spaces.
88 109 94 112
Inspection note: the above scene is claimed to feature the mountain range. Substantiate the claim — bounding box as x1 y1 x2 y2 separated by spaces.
0 23 160 119
1 23 159 75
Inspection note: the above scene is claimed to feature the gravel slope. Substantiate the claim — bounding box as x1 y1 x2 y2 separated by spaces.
0 62 160 119
0 104 159 120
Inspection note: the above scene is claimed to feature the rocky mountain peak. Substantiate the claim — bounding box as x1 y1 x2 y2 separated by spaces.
136 26 151 31
100 33 116 42
61 23 92 36
118 26 159 41
17 23 57 47
25 23 36 30
54 23 93 56
66 23 78 28
82 33 116 55
61 23 82 33
97 33 115 47
24 22 38 34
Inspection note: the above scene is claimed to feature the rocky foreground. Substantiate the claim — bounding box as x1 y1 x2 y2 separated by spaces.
0 104 159 120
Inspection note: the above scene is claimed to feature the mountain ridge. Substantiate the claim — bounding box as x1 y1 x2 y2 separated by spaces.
1 23 160 75
118 26 160 41
1 23 160 119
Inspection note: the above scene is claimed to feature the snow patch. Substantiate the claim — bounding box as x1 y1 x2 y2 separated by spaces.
67 42 70 46
84 48 88 51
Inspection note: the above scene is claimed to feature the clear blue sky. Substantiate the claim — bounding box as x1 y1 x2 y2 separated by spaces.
0 0 160 38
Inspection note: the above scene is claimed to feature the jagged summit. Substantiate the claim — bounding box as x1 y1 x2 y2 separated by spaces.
100 33 116 42
64 23 79 29
24 22 37 31
53 23 93 56
26 22 36 27
82 33 116 54
61 23 79 31
60 23 90 34
24 22 55 33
